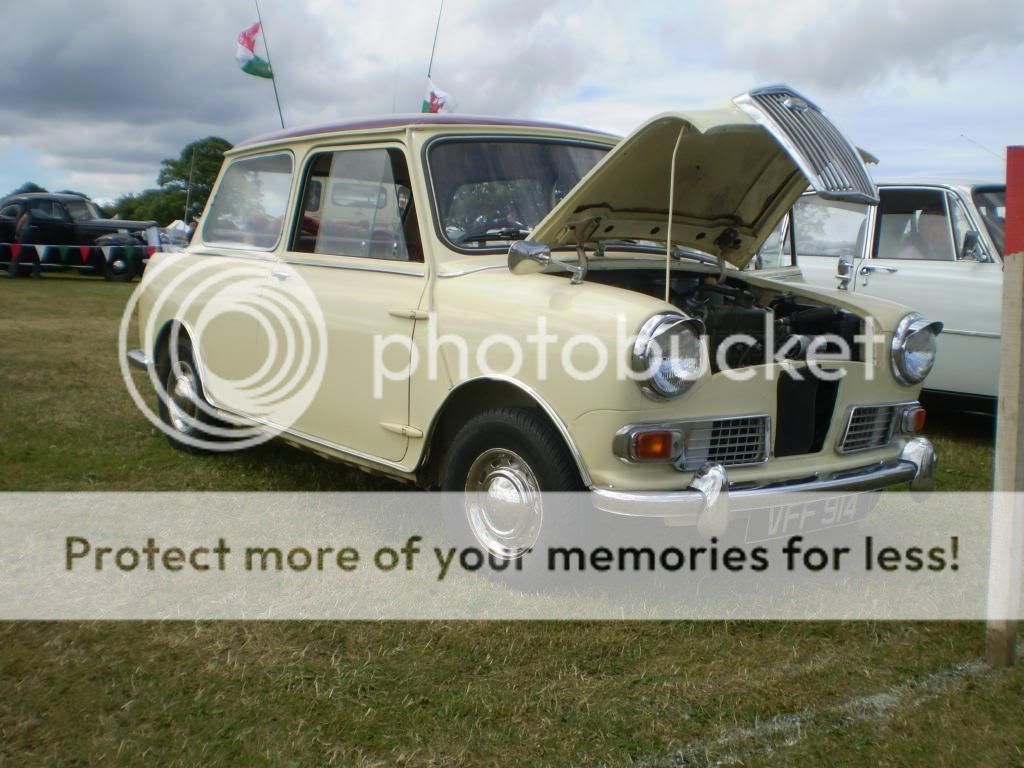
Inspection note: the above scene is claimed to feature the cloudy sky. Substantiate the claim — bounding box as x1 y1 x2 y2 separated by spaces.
1 0 1020 203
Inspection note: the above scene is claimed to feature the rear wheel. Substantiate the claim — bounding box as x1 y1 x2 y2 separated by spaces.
441 408 583 575
103 247 137 282
156 333 232 453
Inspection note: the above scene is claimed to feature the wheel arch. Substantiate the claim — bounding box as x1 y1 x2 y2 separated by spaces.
151 318 215 403
418 376 592 489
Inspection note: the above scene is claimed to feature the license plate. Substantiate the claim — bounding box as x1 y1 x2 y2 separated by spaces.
744 493 871 543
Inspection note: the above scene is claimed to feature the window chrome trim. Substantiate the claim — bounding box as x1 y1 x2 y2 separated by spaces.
436 264 505 278
281 257 425 277
421 134 615 257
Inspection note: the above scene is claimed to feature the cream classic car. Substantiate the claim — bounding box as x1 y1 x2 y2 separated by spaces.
126 85 939 559
769 180 1005 408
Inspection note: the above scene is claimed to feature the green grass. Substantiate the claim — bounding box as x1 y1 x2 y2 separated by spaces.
0 273 1020 767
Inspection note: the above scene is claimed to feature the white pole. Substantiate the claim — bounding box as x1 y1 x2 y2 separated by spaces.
988 145 1023 667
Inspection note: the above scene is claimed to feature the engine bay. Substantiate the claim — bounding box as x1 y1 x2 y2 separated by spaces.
586 268 863 371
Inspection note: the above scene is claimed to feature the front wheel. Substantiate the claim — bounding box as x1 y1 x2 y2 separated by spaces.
441 408 582 568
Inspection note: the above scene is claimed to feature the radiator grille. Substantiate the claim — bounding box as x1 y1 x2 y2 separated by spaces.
736 86 878 204
679 415 769 470
838 405 899 453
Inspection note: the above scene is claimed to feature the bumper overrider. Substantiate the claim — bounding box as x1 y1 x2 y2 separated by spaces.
591 437 936 537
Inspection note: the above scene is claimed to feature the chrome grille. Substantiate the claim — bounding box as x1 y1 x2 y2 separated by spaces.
679 415 769 470
734 86 878 205
838 404 899 453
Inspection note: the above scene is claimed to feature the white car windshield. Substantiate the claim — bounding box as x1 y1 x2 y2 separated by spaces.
428 139 609 250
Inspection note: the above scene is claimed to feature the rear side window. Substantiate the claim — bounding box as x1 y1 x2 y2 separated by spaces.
202 153 293 249
0 204 21 220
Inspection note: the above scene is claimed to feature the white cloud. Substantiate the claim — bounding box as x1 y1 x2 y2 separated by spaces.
0 0 1018 200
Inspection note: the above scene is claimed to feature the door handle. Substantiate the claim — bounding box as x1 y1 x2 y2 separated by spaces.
860 265 898 275
270 269 290 281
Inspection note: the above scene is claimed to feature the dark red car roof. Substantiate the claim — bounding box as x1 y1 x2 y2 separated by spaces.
236 113 619 147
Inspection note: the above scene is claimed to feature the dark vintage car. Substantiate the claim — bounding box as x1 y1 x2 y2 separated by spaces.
0 193 158 281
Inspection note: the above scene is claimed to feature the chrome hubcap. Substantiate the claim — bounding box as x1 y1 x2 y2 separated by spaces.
166 361 199 434
464 448 542 559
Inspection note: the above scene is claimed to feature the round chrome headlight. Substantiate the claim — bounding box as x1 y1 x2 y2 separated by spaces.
891 312 943 385
632 314 706 399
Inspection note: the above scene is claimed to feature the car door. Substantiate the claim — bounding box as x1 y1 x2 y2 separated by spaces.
781 193 872 289
24 199 73 244
274 143 426 464
853 186 1001 398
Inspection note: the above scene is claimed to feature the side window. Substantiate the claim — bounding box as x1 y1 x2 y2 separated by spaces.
0 204 21 220
292 147 419 261
790 195 869 259
876 189 955 261
202 153 293 249
946 193 977 260
29 200 65 221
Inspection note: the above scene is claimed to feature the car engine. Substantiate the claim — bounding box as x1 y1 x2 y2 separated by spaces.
587 268 863 372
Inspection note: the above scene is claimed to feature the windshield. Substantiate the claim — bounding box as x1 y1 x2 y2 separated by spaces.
64 199 102 222
428 139 609 250
972 186 1005 257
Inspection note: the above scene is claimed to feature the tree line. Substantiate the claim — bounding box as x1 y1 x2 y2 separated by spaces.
4 137 232 227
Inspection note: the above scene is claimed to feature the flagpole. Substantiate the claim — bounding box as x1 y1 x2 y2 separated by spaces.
184 146 196 221
426 0 444 79
254 0 285 129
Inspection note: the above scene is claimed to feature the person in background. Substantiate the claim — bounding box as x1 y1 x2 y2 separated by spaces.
898 203 951 260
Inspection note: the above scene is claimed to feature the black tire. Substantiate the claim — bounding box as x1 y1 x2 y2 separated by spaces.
441 407 584 586
155 333 232 454
102 247 138 282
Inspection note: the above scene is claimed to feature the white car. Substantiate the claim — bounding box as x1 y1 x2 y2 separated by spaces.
763 180 1006 406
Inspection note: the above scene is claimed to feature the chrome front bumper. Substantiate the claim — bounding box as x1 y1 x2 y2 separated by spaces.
126 349 151 370
591 438 936 535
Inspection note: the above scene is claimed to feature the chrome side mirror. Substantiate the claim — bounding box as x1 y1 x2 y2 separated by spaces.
508 240 551 275
836 254 853 290
508 240 589 284
960 230 986 262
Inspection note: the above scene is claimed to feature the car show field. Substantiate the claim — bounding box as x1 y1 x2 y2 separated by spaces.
1 274 1020 766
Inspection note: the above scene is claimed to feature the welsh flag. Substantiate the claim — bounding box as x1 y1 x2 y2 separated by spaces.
236 22 273 79
422 79 454 114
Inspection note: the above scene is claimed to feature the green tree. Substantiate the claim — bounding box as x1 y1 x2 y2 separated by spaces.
5 181 48 198
157 136 232 220
111 188 187 226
